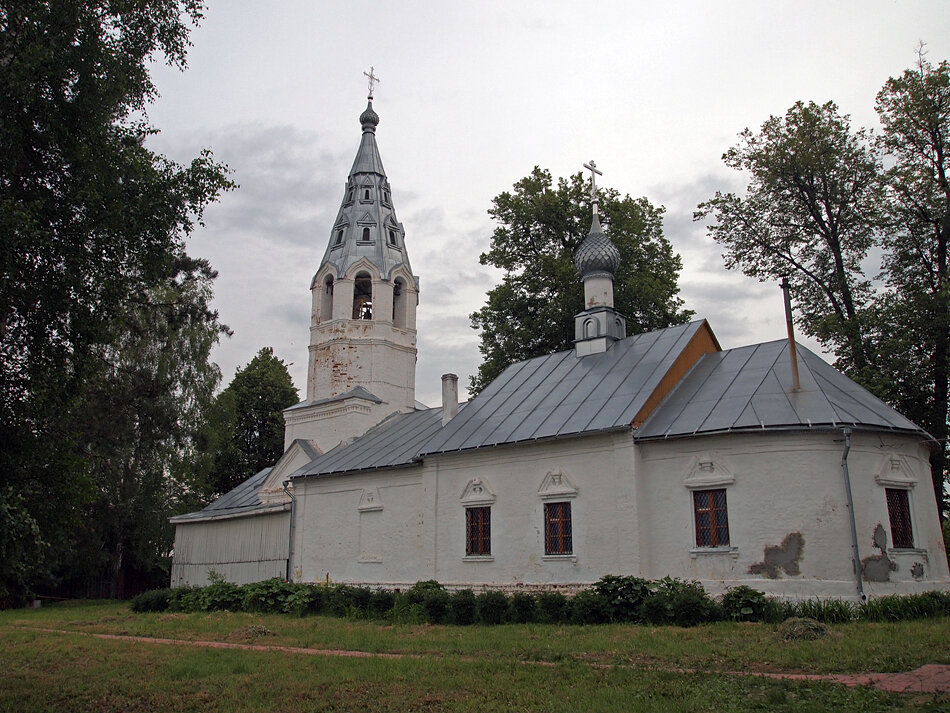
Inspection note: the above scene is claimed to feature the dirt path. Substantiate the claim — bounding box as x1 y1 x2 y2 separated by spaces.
15 626 950 694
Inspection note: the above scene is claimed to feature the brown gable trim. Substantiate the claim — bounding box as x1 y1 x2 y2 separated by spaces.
631 320 721 428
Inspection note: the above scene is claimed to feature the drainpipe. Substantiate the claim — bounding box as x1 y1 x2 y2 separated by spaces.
282 480 296 582
840 428 866 600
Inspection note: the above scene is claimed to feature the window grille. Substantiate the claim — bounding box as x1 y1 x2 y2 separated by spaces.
466 506 491 556
886 488 914 548
693 488 730 547
544 502 572 555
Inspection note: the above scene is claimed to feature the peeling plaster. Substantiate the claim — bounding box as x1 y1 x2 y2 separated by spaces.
749 532 804 578
910 562 925 580
861 523 897 582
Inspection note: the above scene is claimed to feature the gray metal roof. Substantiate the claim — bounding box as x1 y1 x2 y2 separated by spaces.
170 467 285 523
419 321 709 456
285 386 382 412
636 339 926 440
291 407 443 478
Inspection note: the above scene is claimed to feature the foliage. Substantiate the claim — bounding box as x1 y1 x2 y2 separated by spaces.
369 589 395 619
721 585 770 622
569 590 610 625
0 1 233 601
780 598 857 624
194 348 299 498
283 585 325 617
508 592 538 623
593 574 652 623
0 487 46 607
474 590 509 625
448 589 477 625
129 587 173 613
536 591 568 624
860 591 950 622
419 588 451 624
640 578 719 627
470 167 692 392
696 52 950 515
778 617 829 641
241 578 296 613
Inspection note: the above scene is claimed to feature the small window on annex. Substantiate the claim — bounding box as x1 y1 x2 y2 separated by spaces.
465 506 491 556
544 502 572 555
885 488 914 549
352 272 373 320
693 488 729 547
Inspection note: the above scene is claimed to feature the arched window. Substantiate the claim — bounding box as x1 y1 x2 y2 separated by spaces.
334 228 344 246
361 227 371 242
583 318 599 340
388 229 397 246
320 275 334 322
353 272 373 320
363 188 370 200
384 190 391 203
393 278 406 327
346 188 354 202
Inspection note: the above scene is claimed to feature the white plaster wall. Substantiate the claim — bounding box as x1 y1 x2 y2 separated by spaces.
170 511 290 587
637 431 950 599
293 468 425 587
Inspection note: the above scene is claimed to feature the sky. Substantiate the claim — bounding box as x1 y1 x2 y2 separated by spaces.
146 1 950 407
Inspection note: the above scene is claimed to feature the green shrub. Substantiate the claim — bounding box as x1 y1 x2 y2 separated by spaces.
861 591 950 622
242 578 295 613
508 592 537 623
130 588 172 613
325 584 363 618
449 589 476 625
369 589 396 619
536 591 567 624
390 593 424 624
569 590 609 625
639 591 672 625
197 581 243 611
593 575 651 622
639 578 716 627
721 585 769 622
406 580 445 606
349 586 373 615
420 588 451 624
475 590 509 625
283 585 325 617
785 598 856 624
169 586 202 612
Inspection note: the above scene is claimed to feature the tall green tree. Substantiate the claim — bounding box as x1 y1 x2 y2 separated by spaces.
696 53 950 516
471 167 692 392
0 1 232 601
196 348 299 498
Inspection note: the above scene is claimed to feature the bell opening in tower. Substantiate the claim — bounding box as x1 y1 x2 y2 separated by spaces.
353 272 373 320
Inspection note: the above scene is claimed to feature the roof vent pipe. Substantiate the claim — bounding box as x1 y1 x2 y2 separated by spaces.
441 373 459 425
780 276 801 392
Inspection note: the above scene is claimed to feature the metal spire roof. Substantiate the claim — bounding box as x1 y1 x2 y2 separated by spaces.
314 92 417 285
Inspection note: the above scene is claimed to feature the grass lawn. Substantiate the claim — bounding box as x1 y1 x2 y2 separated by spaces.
1 601 947 712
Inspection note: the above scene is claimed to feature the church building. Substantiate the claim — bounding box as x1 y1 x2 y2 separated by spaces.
170 83 950 600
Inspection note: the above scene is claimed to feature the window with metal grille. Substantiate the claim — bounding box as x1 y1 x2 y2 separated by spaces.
886 488 914 549
465 506 490 556
544 502 572 555
693 488 730 547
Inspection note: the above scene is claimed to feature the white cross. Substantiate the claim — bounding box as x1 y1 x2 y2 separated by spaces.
583 160 603 216
364 67 380 99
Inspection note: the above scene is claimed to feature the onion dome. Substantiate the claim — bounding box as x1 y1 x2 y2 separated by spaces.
574 214 621 279
360 99 380 132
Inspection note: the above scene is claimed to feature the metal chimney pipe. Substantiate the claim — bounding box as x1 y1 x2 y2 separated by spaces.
780 276 801 391
441 373 459 425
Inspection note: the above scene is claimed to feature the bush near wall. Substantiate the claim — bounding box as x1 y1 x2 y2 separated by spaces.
131 577 950 627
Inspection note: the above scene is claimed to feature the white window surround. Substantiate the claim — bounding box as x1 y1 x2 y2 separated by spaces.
874 454 918 488
460 478 496 506
683 452 735 490
537 469 578 501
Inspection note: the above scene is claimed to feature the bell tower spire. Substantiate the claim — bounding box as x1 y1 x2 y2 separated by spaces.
284 74 420 451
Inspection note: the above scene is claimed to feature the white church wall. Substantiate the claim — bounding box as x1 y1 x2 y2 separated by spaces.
293 468 425 587
637 431 949 599
170 510 290 587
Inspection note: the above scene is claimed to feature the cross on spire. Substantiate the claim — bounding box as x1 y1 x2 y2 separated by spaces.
583 160 603 217
363 67 380 99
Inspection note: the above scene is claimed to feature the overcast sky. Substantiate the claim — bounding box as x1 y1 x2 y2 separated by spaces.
145 1 950 406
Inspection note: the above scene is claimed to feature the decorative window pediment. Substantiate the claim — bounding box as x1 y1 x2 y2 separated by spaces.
683 452 735 490
538 470 578 500
358 488 383 512
357 211 375 225
874 454 917 488
460 478 495 506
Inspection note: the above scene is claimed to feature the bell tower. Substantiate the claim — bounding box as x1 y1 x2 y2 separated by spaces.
283 71 420 451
